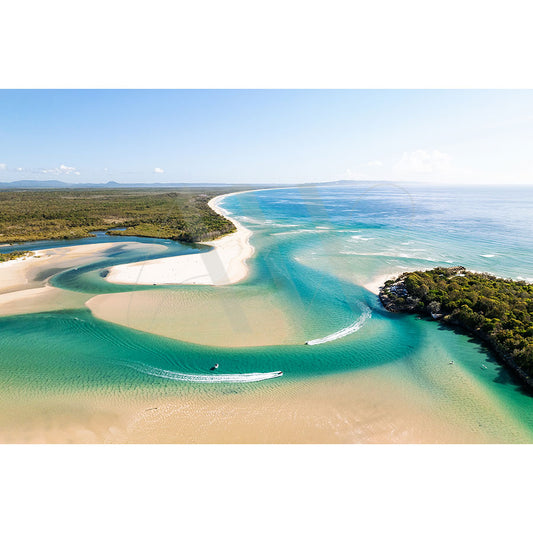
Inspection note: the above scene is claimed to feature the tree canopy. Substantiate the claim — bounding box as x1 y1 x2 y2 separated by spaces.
0 188 244 244
380 266 533 378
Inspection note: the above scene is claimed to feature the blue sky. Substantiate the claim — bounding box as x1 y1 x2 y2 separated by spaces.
0 89 532 184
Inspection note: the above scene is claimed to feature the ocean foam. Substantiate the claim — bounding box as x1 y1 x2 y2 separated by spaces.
305 306 371 345
273 229 330 236
125 362 283 383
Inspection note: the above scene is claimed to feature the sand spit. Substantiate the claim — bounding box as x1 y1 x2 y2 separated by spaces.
105 192 255 286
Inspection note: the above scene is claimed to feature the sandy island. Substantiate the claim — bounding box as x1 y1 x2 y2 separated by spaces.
105 192 255 286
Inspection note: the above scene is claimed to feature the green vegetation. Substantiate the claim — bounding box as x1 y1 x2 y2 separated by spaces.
380 266 533 381
0 188 248 244
0 250 32 262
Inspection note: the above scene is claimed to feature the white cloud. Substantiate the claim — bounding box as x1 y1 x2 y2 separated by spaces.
41 164 80 176
154 167 164 174
341 168 368 180
394 149 451 176
0 163 6 171
367 160 383 167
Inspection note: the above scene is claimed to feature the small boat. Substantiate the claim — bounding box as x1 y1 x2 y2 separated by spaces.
449 361 454 365
210 363 219 371
481 364 488 370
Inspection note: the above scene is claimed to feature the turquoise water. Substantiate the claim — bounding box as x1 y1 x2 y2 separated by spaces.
1 183 532 442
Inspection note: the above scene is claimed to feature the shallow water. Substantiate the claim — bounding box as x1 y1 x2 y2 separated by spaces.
1 183 532 443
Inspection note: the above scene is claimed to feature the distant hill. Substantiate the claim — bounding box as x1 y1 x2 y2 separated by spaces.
0 179 269 189
0 178 412 190
0 178 401 190
0 180 72 188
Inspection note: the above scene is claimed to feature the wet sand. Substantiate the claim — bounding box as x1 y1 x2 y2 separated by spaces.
0 367 502 444
0 286 89 317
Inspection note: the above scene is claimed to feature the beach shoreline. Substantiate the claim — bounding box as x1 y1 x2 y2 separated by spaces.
105 190 257 286
363 271 407 295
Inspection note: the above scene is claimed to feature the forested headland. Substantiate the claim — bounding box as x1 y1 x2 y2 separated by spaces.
379 266 533 389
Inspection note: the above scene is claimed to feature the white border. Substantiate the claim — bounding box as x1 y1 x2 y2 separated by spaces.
1 1 532 88
1 1 533 530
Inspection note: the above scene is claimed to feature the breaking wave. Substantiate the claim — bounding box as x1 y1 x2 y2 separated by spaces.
125 362 283 383
305 306 372 345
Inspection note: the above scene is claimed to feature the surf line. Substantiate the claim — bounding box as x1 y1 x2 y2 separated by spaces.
125 362 283 383
305 306 372 346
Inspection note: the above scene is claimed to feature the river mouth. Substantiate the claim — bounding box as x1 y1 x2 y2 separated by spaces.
1 184 533 443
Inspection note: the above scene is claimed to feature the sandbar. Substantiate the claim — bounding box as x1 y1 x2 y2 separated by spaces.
86 287 298 347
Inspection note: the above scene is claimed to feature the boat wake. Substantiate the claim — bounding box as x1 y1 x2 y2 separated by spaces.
305 306 371 346
125 362 283 383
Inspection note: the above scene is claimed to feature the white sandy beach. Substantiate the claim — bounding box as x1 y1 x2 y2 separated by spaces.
363 271 405 295
106 192 255 286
